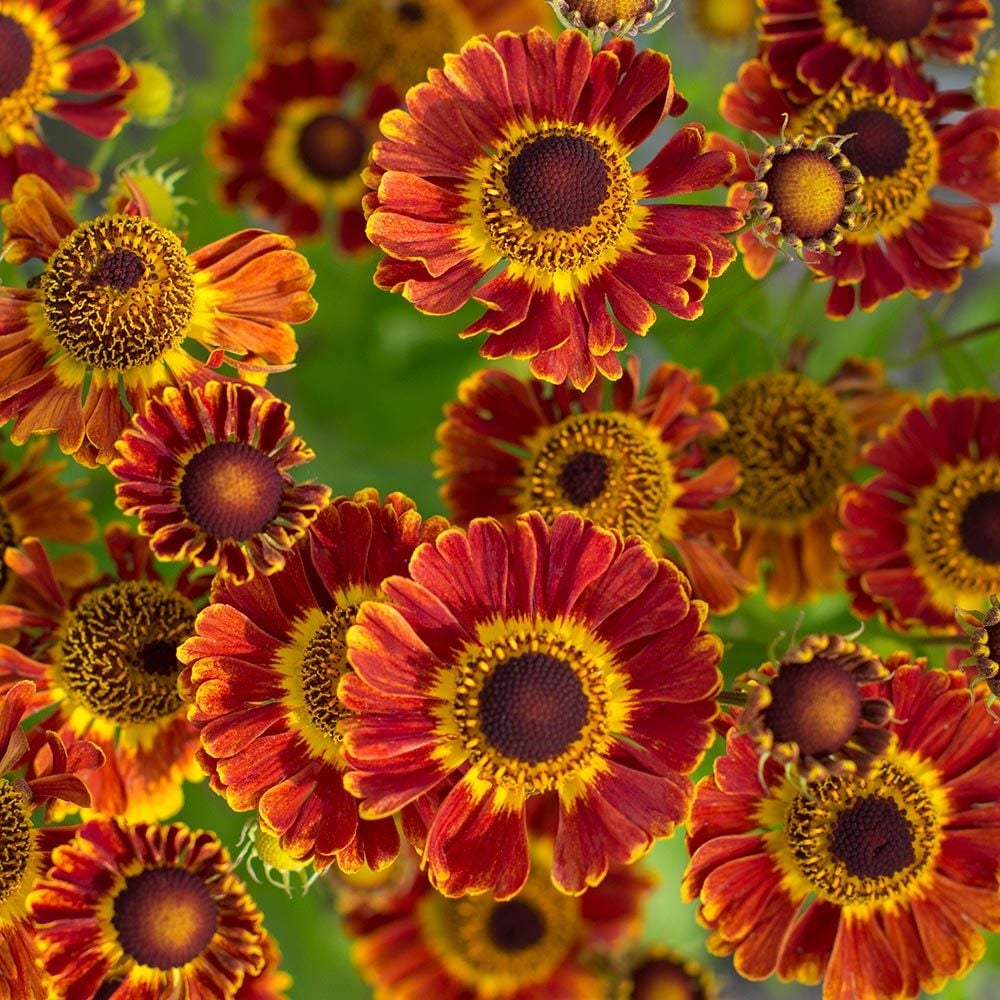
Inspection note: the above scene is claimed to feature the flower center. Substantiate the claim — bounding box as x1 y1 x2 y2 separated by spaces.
568 1 656 26
296 113 367 182
524 411 675 543
481 125 635 272
506 134 610 232
478 652 590 765
630 954 711 1000
836 0 934 42
0 14 33 100
42 216 196 371
910 459 1000 603
960 490 1000 564
715 372 852 522
764 658 862 758
112 866 219 970
299 606 356 744
790 89 937 237
0 780 32 907
763 149 847 240
419 869 580 989
57 580 196 725
179 442 285 541
453 620 615 794
781 757 939 906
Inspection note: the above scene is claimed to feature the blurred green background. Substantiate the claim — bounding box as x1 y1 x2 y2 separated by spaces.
3 0 1000 996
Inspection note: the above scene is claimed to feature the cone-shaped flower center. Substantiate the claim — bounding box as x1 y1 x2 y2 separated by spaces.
838 109 910 178
478 652 589 765
43 216 196 370
506 134 610 232
113 866 219 969
961 490 1000 564
487 898 546 952
569 1 656 26
297 113 367 182
781 757 940 906
0 780 32 906
0 15 33 99
836 0 934 42
299 606 357 743
765 659 862 758
58 580 196 724
525 411 676 542
715 372 852 521
180 442 285 541
764 149 847 240
829 796 915 877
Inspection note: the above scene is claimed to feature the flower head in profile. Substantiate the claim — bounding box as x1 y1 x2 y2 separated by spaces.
836 392 1000 630
710 353 913 607
0 0 142 199
0 525 209 822
548 1 673 45
0 680 103 1000
112 379 330 584
365 27 741 388
435 358 751 612
254 0 552 94
736 632 893 784
0 174 316 466
684 662 1000 1000
345 842 653 998
28 818 266 1000
213 49 398 255
719 61 1000 317
342 510 722 897
758 0 992 101
957 593 1000 715
179 490 448 873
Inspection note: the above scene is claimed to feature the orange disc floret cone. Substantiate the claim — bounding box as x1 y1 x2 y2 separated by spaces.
178 490 448 873
0 174 316 466
341 510 722 898
363 27 741 389
0 0 143 200
683 662 1000 1000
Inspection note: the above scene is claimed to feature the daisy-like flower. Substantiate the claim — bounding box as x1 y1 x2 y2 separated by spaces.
615 947 717 999
758 0 993 101
364 28 742 389
548 1 673 44
254 0 552 94
719 60 1000 317
342 510 722 897
344 844 653 999
709 353 913 607
0 680 102 1000
111 379 330 585
0 0 141 200
683 662 1000 1000
28 818 266 1000
0 525 210 822
178 490 448 873
434 358 751 613
213 49 398 255
837 393 1000 630
735 633 893 783
0 174 316 466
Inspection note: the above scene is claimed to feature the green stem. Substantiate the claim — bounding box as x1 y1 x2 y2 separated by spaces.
904 318 1000 364
717 690 748 707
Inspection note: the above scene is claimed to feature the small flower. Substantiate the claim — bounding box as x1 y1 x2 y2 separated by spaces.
684 662 1000 1000
836 393 1000 630
179 490 447 872
956 593 1000 716
0 175 316 466
0 526 209 822
0 0 141 199
213 49 397 254
365 28 741 388
103 155 192 230
615 947 717 1000
112 379 330 584
435 359 752 612
710 355 913 606
124 58 179 126
975 45 1000 106
548 1 673 44
690 0 755 42
234 819 318 896
736 633 893 783
342 510 722 897
28 818 266 1000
